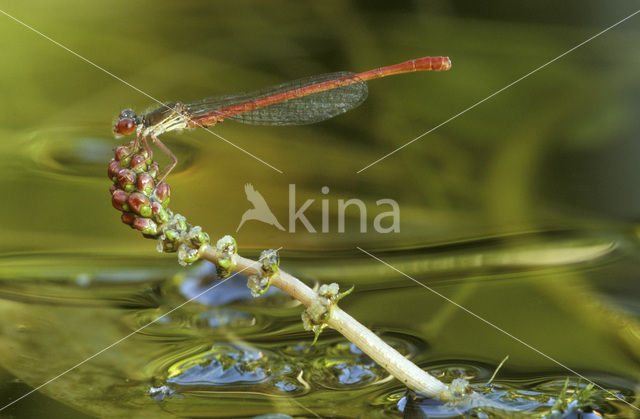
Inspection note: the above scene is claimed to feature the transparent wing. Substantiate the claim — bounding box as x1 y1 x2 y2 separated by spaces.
185 71 368 126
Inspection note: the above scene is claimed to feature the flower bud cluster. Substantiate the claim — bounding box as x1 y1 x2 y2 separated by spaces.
109 142 209 265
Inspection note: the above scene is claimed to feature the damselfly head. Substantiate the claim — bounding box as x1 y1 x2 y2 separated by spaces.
114 109 138 136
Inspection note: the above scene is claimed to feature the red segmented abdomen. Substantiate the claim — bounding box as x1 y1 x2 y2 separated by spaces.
186 56 451 128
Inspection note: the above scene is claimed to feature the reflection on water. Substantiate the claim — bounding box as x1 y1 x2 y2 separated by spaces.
0 228 639 417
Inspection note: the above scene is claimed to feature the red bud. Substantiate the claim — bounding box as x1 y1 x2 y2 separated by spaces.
155 182 170 202
133 217 158 235
114 145 131 161
136 173 155 195
121 212 135 225
128 192 151 216
112 190 129 211
130 154 148 173
117 169 136 192
147 162 160 179
138 148 151 160
108 159 122 179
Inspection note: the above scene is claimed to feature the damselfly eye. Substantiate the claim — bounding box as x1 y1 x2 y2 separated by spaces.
119 109 137 119
115 118 136 135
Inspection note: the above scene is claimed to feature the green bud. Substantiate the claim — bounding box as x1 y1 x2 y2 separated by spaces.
216 265 230 279
259 249 279 275
139 205 152 217
218 257 233 269
178 244 199 266
216 235 237 256
247 274 271 297
164 229 179 242
187 226 209 247
133 218 158 236
151 202 169 224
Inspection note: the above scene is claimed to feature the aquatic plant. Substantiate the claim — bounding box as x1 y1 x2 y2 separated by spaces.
107 141 607 417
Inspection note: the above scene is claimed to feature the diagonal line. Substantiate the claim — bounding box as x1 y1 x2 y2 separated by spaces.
289 396 322 419
0 8 283 174
356 9 640 173
0 261 255 412
356 246 639 412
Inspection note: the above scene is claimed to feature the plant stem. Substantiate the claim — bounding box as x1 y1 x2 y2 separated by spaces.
199 245 448 398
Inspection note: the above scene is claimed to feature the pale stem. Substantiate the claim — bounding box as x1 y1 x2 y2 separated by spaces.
199 245 448 398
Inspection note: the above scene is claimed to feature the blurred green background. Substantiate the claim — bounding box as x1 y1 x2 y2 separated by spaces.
0 1 639 417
